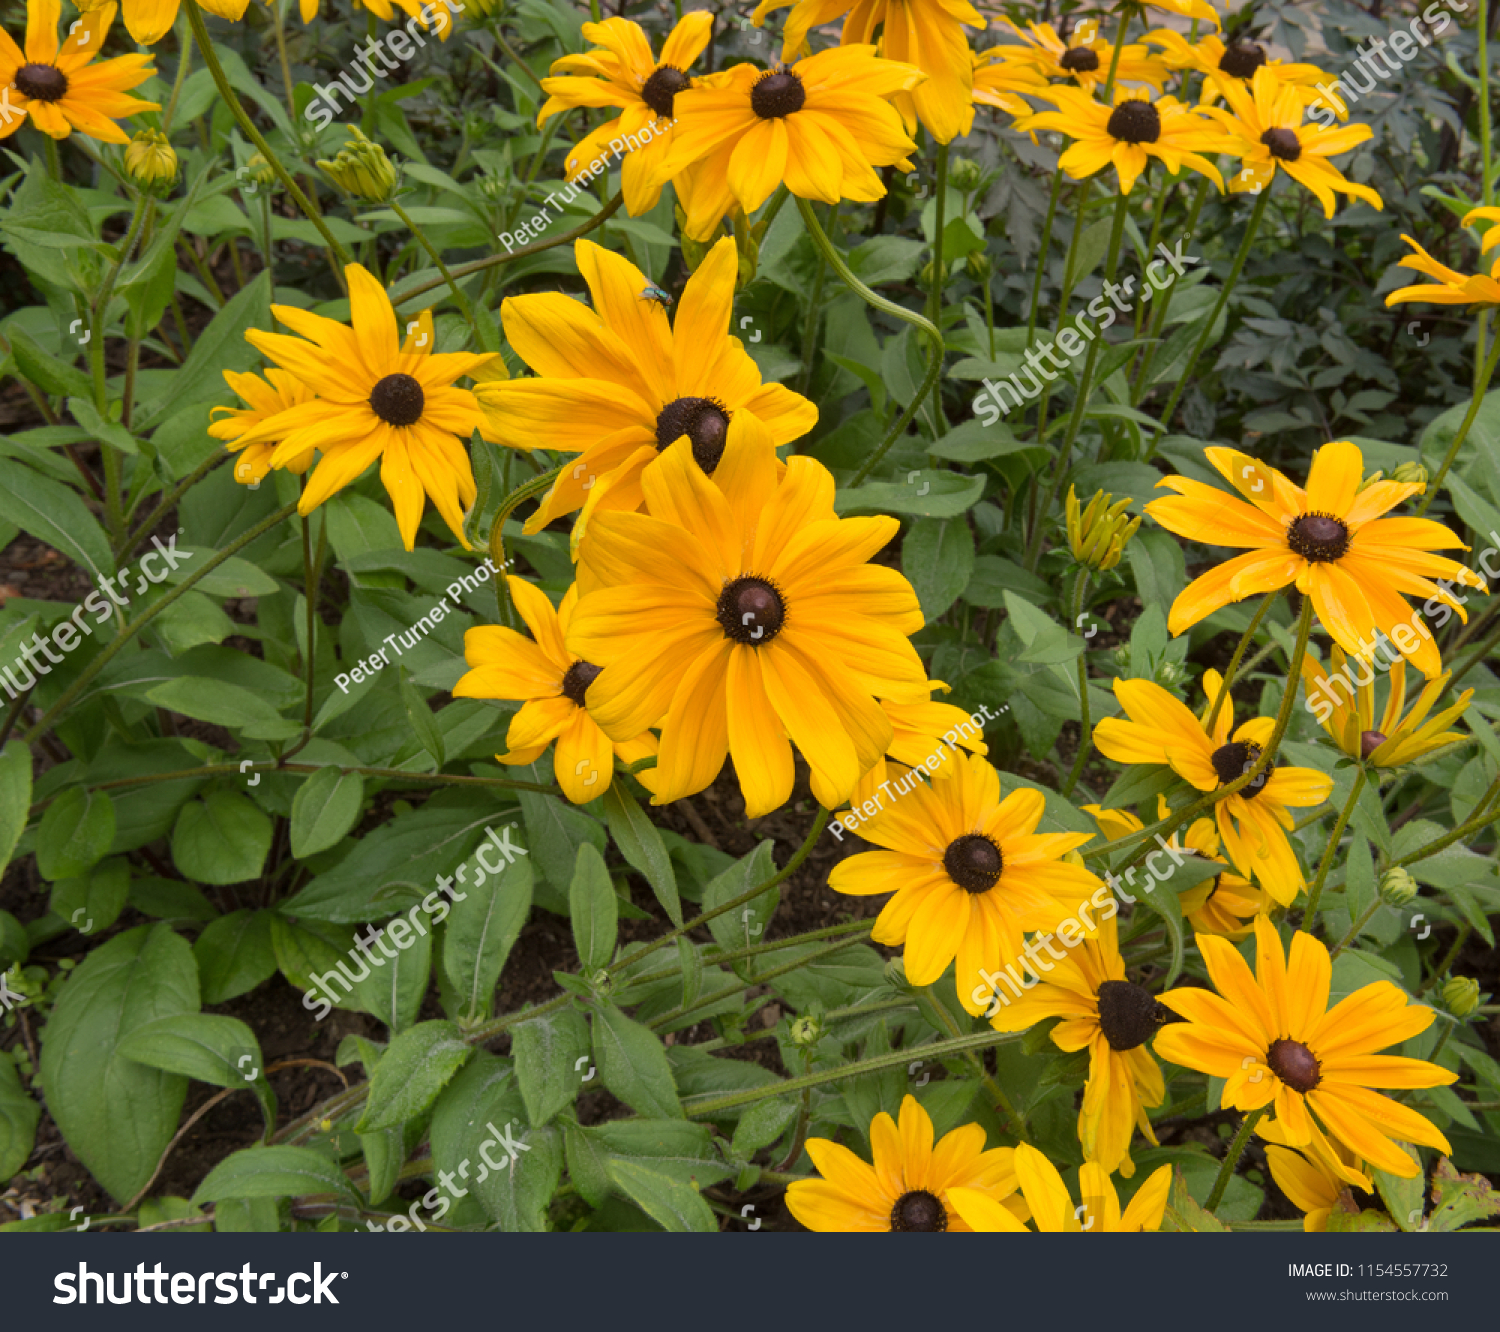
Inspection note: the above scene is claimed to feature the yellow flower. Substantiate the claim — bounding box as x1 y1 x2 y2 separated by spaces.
1093 670 1332 906
1302 648 1472 767
786 1094 1020 1231
991 20 1171 96
844 682 989 809
1144 0 1221 28
1206 67 1381 216
1384 235 1500 309
0 1 158 142
1145 440 1488 678
970 48 1050 118
1260 1116 1371 1232
299 0 457 39
111 0 250 46
949 1143 1173 1231
1155 917 1457 1178
209 368 319 486
829 750 1101 1015
755 0 983 143
452 578 658 805
566 429 928 817
988 911 1165 1178
1145 28 1333 111
233 269 497 551
477 238 814 555
1466 204 1500 257
650 46 924 242
537 13 715 216
1015 86 1235 194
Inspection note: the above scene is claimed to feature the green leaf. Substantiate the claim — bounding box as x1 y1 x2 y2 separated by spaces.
593 1003 683 1119
570 843 618 973
443 853 532 1022
0 741 31 873
835 470 985 519
35 786 115 881
519 789 607 897
66 395 139 456
146 676 286 731
117 1013 274 1133
0 910 27 967
192 1145 354 1206
0 1051 40 1183
1426 1154 1500 1230
399 666 446 770
0 459 113 586
194 909 277 1004
904 516 975 623
703 841 778 979
4 325 94 401
1372 1143 1426 1230
602 781 680 926
39 924 199 1204
49 857 129 935
729 1096 797 1159
358 1020 472 1132
171 791 272 885
511 1006 592 1128
605 1159 717 1232
349 921 431 1033
290 766 365 860
161 552 281 599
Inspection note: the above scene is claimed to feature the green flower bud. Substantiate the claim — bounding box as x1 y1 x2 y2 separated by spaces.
1378 866 1419 908
1066 485 1141 572
918 260 936 289
883 956 908 989
1391 461 1429 487
124 129 177 194
789 1015 823 1047
317 126 399 203
676 205 713 274
966 250 992 282
1442 975 1480 1018
948 157 983 192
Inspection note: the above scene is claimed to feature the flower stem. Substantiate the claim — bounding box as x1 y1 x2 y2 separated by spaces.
1301 766 1367 927
796 196 944 485
489 465 564 627
185 3 353 268
1062 567 1093 797
1206 1105 1266 1213
387 198 484 344
1025 164 1064 348
1415 331 1500 516
1132 173 1211 401
161 14 195 134
1205 590 1278 735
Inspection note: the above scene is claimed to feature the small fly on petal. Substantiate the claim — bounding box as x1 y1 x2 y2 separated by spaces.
640 283 674 309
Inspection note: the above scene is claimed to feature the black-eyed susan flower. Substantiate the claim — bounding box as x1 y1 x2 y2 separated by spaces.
537 12 714 216
0 1 157 143
755 0 981 143
1093 670 1332 905
970 48 1050 118
992 19 1170 96
476 237 815 547
1205 67 1381 216
949 1143 1173 1231
1154 916 1457 1178
1015 86 1234 194
453 578 658 804
567 435 928 817
1145 28 1331 109
104 0 249 47
233 274 497 551
1301 648 1472 767
988 912 1165 1178
650 45 924 242
1260 1116 1371 1232
1384 238 1500 309
829 750 1100 1013
1085 798 1268 940
1145 441 1488 678
787 1094 1020 1231
210 368 318 487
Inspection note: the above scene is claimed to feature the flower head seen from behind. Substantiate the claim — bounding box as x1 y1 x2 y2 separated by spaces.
210 368 318 488
538 12 714 216
755 0 982 144
476 237 815 545
1093 670 1332 905
453 578 658 804
0 1 158 143
651 46 924 242
1301 648 1472 768
786 1094 1019 1231
1145 441 1487 678
1015 86 1233 194
233 270 497 551
567 432 928 817
1154 916 1457 1178
829 750 1100 1016
949 1143 1172 1232
1206 67 1381 217
988 911 1165 1178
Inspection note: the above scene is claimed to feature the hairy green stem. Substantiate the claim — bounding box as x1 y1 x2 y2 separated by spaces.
1301 767 1367 927
1207 1106 1267 1212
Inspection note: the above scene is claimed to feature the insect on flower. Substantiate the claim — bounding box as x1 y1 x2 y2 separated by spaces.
640 282 674 309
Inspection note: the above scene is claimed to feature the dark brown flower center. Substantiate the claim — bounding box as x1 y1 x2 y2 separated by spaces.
1106 99 1161 144
15 63 68 101
1210 741 1271 795
750 67 805 119
890 1189 947 1232
641 64 691 119
1218 41 1267 79
1267 1037 1321 1093
1095 979 1164 1051
369 373 425 426
943 833 1002 893
1060 46 1100 73
717 576 785 645
1260 126 1302 161
1286 511 1350 562
655 396 731 473
1359 729 1387 759
561 660 602 706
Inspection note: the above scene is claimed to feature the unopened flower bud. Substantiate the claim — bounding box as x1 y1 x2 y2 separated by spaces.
918 260 936 289
124 129 177 193
1378 866 1419 908
676 204 713 273
245 153 276 188
1442 975 1480 1018
1067 485 1141 572
948 157 983 191
317 126 398 203
789 1015 823 1047
884 956 909 989
1391 461 1429 488
966 250 992 282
